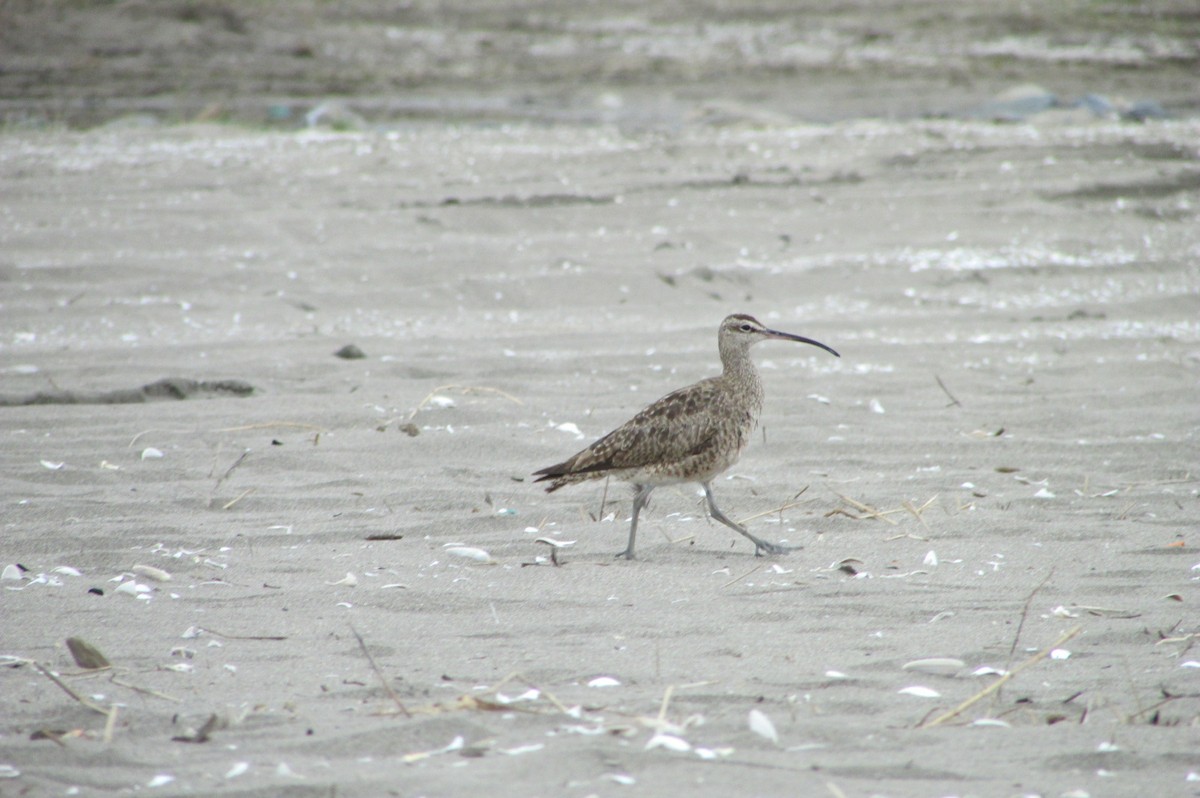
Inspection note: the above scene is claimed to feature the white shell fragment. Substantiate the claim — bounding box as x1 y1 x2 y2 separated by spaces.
1 564 23 581
898 686 941 698
495 688 540 704
499 743 544 756
923 550 939 566
645 733 691 752
972 666 1008 677
969 718 1011 728
141 447 165 460
0 765 19 778
555 422 584 438
902 658 966 676
587 676 621 688
147 774 175 788
326 572 358 587
114 580 151 596
40 460 65 470
224 762 250 779
51 566 83 577
1050 649 1071 660
133 565 172 582
748 709 779 745
444 546 494 563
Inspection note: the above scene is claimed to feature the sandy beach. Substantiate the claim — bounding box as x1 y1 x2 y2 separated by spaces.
2 2 1199 796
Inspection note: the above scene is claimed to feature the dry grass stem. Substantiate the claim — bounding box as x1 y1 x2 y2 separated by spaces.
109 676 180 703
221 487 255 510
829 492 900 525
390 383 523 424
216 422 327 433
33 662 109 715
1008 570 1056 665
736 491 810 526
902 496 937 529
351 625 411 718
199 626 287 641
102 704 119 744
720 564 763 589
920 625 1083 728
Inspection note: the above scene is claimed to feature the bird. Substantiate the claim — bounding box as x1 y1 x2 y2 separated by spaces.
533 313 839 559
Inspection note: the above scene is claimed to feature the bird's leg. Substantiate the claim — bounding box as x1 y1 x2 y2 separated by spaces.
618 484 654 560
701 483 792 556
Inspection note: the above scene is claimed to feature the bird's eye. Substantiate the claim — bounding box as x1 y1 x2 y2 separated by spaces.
739 324 753 332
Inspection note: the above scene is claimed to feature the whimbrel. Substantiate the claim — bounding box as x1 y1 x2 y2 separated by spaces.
534 314 839 559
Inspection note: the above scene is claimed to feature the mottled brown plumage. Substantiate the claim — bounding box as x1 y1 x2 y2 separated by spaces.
534 314 839 559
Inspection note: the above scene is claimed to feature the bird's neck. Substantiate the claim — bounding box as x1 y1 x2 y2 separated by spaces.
720 347 764 401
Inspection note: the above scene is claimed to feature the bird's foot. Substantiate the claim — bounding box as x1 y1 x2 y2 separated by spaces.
615 549 636 561
753 540 798 557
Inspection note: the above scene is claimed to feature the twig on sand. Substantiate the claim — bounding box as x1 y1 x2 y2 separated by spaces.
935 374 962 407
351 625 410 718
919 625 1082 728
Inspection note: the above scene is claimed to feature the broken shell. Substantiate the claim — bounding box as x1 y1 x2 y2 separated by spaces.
326 572 358 587
587 676 620 688
65 637 111 670
898 686 941 698
1 564 24 581
902 658 965 676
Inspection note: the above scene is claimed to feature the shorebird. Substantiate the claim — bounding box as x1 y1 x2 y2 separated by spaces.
534 313 839 559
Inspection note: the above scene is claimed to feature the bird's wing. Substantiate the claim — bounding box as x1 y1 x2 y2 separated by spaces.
542 379 730 477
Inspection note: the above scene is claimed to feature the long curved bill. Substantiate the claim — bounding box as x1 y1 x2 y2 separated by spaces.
763 328 840 358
